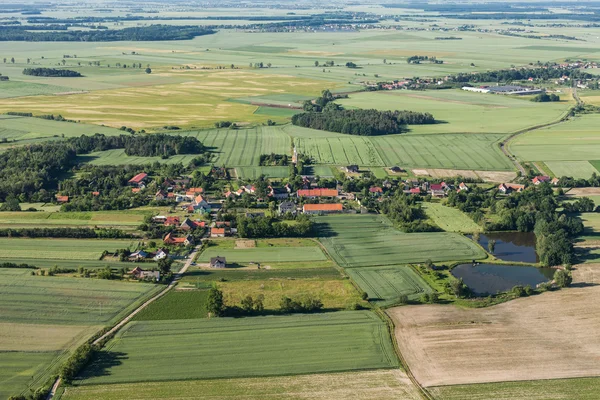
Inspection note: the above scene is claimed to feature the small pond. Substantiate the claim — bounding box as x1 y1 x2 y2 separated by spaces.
469 232 538 263
452 263 555 295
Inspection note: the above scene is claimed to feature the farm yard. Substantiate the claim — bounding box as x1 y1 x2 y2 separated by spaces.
346 266 433 306
387 264 600 388
422 202 482 233
0 269 159 399
317 214 486 268
75 311 399 385
61 369 422 400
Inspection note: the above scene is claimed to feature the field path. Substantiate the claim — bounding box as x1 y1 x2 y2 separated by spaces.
46 243 203 399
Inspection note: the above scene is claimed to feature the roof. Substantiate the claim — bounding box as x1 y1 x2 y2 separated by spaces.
409 188 421 194
210 256 226 264
194 194 206 204
211 228 226 234
128 172 147 184
303 203 343 211
369 186 383 193
430 184 443 191
55 195 69 202
131 188 141 193
297 188 338 197
533 176 550 183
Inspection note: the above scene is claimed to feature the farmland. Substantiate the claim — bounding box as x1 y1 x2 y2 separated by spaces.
0 210 147 230
75 311 399 385
197 241 328 264
387 264 600 387
292 130 512 170
133 290 210 321
346 266 433 306
339 89 573 135
544 161 599 179
0 238 139 261
0 269 159 398
317 214 486 268
428 377 600 400
423 202 482 233
61 369 422 400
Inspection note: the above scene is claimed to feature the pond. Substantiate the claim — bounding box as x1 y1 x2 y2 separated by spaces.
452 263 555 295
469 232 538 263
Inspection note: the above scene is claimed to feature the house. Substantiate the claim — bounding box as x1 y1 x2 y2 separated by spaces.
409 188 421 195
279 201 296 215
532 176 551 185
180 218 204 231
152 215 167 224
187 204 210 215
429 184 445 197
194 195 209 208
163 232 194 246
246 212 265 218
235 189 245 197
369 186 383 196
268 186 289 200
210 256 227 268
129 267 160 281
211 227 226 238
345 165 359 173
55 195 69 203
303 203 343 215
131 188 141 194
551 177 560 186
155 190 167 201
129 250 149 261
244 185 256 195
128 172 148 188
458 182 469 192
498 183 525 194
223 191 234 198
92 191 100 197
164 216 180 226
153 249 168 261
297 188 338 198
215 221 231 228
186 187 204 195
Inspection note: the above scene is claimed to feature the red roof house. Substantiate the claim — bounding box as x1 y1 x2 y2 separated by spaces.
297 188 338 198
128 172 148 187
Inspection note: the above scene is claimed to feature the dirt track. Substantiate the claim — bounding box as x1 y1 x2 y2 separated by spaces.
387 264 600 387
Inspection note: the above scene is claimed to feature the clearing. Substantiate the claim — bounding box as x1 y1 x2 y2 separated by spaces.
423 202 482 233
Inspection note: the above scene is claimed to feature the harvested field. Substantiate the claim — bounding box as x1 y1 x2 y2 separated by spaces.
475 170 518 183
567 187 600 196
235 239 256 249
412 169 517 182
62 369 422 400
387 264 600 387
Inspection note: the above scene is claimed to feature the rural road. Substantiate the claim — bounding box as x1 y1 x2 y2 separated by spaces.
46 243 202 399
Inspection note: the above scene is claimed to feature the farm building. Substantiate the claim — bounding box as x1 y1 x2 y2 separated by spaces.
129 250 150 261
210 256 227 268
164 216 180 226
345 165 359 173
128 172 148 188
180 218 205 231
129 267 160 281
163 233 194 246
279 201 296 215
297 188 338 198
498 183 525 194
55 195 69 203
532 176 551 185
463 85 544 96
303 203 343 215
429 184 445 197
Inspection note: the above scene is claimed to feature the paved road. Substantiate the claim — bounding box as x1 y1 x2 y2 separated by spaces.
46 243 202 399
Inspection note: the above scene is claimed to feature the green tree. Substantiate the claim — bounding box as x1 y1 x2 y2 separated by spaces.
314 60 319 67
0 195 21 211
207 286 225 316
554 269 572 288
241 295 254 312
145 67 152 74
157 258 173 275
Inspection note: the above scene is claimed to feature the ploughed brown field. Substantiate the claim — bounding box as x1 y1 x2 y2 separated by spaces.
387 264 600 387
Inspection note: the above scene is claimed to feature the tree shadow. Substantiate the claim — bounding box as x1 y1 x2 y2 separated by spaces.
313 222 337 237
75 351 127 381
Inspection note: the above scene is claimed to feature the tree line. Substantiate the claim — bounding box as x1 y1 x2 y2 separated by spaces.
236 215 313 238
23 67 81 77
447 66 593 83
0 227 130 239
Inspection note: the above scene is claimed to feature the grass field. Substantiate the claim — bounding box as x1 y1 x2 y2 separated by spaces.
387 265 600 387
0 238 139 261
79 149 200 166
544 160 599 179
133 290 209 321
577 213 600 243
197 246 328 264
339 90 572 135
0 210 147 230
61 369 421 400
428 377 600 400
346 266 433 306
75 311 399 385
317 215 486 268
291 128 512 170
422 202 482 233
235 166 290 179
0 269 159 398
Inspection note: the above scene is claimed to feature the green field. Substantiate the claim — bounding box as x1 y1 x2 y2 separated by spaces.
133 290 209 321
0 210 147 230
291 128 512 170
235 166 290 179
317 215 486 268
339 90 572 135
346 266 433 306
423 202 482 233
544 161 599 179
0 238 140 261
197 246 328 264
61 369 421 400
0 269 159 398
79 149 199 166
428 377 600 400
75 311 398 385
577 213 600 243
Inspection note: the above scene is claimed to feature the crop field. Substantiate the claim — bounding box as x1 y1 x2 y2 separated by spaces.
0 238 139 261
428 377 600 400
62 369 422 400
346 266 433 306
544 161 599 179
294 132 512 170
339 90 572 135
0 81 76 98
133 290 209 321
79 149 199 166
218 278 363 310
423 203 482 233
197 245 328 264
317 215 486 268
387 265 600 387
0 210 146 230
75 311 399 385
0 269 159 398
511 115 600 172
235 166 290 179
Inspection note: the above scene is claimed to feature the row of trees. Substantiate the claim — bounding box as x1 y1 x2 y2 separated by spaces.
380 193 441 232
236 215 313 238
23 67 81 77
531 93 560 102
448 66 593 83
0 227 129 239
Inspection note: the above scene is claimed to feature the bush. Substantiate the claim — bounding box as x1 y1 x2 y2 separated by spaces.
554 269 573 288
